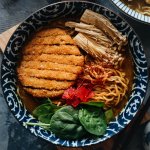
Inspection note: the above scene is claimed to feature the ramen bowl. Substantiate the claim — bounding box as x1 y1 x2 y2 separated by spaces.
110 0 150 23
1 1 148 147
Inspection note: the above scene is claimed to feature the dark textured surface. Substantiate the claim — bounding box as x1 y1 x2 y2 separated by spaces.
0 0 57 149
0 0 48 33
0 0 150 150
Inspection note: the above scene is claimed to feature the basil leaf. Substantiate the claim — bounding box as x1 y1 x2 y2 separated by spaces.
79 107 107 136
81 101 104 108
50 106 86 140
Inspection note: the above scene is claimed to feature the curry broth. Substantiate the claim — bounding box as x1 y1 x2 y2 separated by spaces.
121 0 150 15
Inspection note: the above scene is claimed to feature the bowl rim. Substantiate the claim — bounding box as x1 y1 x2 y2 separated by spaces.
1 0 149 147
110 0 150 24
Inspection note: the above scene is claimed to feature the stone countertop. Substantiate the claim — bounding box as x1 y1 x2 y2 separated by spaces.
0 0 150 150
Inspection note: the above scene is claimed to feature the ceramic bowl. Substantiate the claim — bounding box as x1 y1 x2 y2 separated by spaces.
1 1 148 147
110 0 150 23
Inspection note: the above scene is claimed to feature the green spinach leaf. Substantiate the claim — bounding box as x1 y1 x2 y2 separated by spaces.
79 107 107 136
32 100 61 124
50 106 87 140
38 114 54 124
105 109 114 123
81 101 104 108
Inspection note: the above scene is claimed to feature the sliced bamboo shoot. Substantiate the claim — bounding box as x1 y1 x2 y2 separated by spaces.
80 9 127 46
75 28 112 48
73 33 109 60
65 21 101 32
74 33 124 66
65 21 113 48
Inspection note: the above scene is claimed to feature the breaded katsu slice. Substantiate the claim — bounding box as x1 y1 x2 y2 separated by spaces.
28 34 75 45
19 61 83 74
23 45 81 55
17 27 84 98
22 54 84 66
18 68 78 81
23 88 65 98
35 28 67 37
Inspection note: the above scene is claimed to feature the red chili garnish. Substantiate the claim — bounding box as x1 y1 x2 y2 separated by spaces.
62 87 75 100
75 86 94 102
62 85 94 107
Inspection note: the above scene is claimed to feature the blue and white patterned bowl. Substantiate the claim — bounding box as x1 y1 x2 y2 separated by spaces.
1 1 148 147
110 0 150 23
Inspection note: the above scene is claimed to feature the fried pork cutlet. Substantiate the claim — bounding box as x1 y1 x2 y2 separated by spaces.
27 34 75 45
35 28 67 37
17 68 78 81
23 45 81 55
17 27 84 98
23 88 65 98
19 76 74 90
22 54 84 66
20 61 83 74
